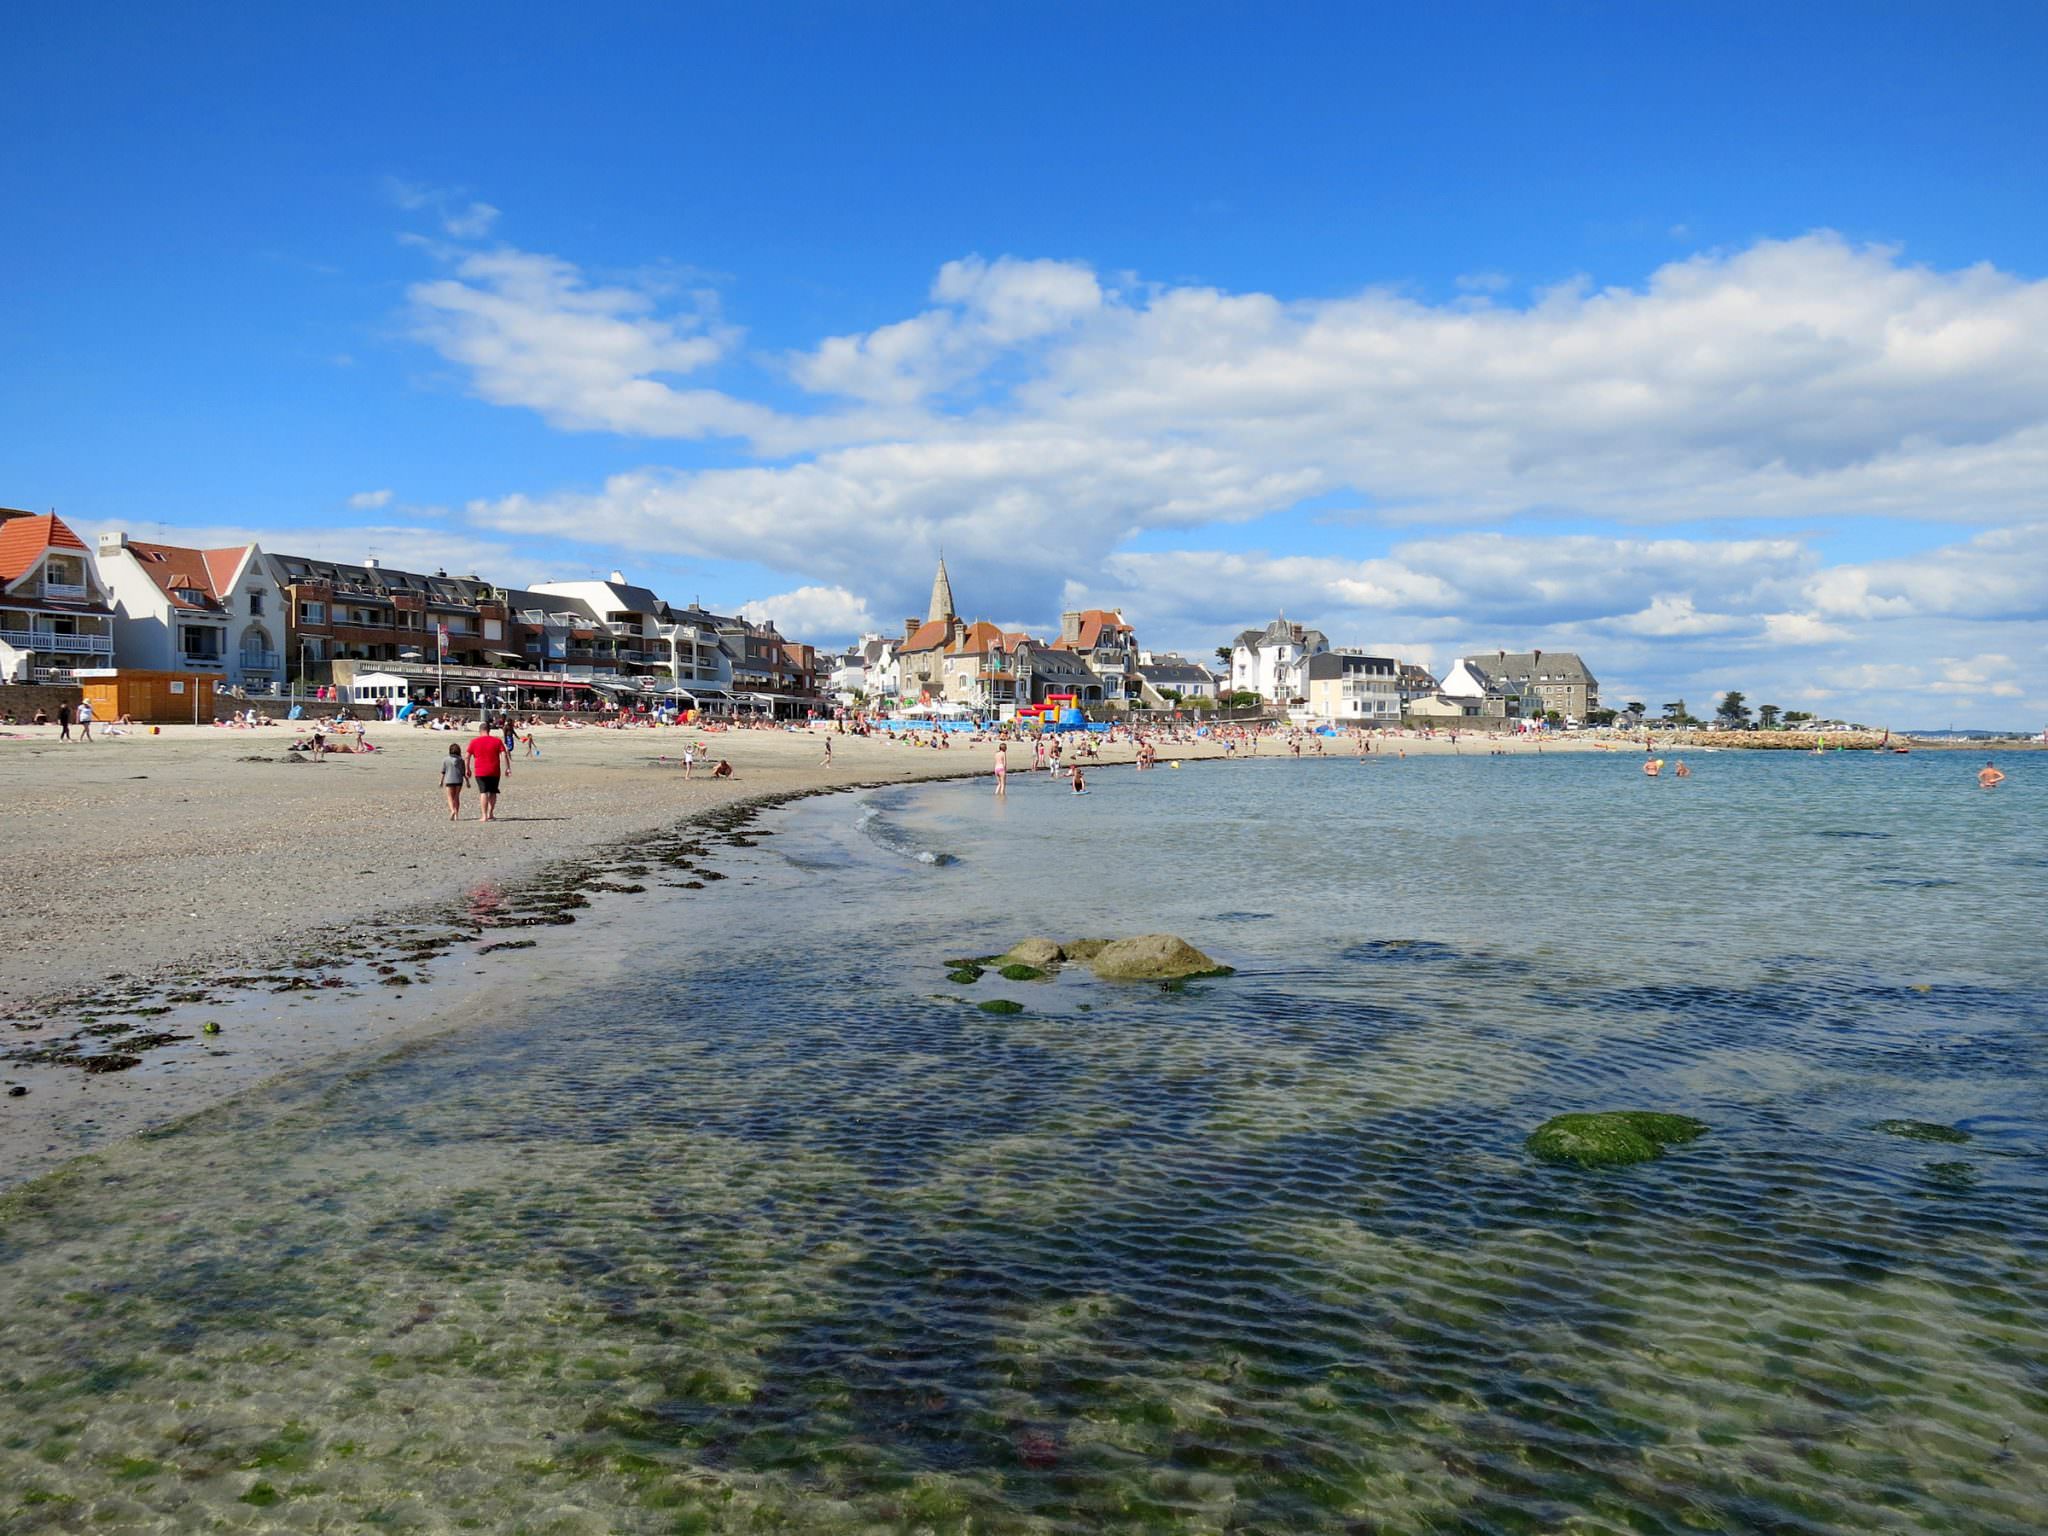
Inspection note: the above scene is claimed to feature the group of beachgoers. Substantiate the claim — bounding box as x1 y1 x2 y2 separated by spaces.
12 700 99 739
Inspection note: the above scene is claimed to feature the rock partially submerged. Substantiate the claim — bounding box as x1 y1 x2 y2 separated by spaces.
977 998 1024 1015
997 963 1047 982
1527 1111 1707 1168
1086 934 1232 982
1877 1119 1971 1144
1000 938 1065 969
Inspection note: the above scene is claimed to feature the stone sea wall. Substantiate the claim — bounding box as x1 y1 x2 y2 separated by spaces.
0 682 83 719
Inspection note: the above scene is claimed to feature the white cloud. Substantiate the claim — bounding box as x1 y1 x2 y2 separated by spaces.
408 248 763 438
441 201 499 239
388 178 501 240
400 228 2048 723
347 489 394 510
416 231 2048 535
791 255 1104 406
1608 594 1747 638
738 585 876 642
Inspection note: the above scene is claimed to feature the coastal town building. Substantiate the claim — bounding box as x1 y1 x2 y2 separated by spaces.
1405 692 1485 721
1014 637 1103 705
1427 657 1539 721
1397 663 1439 704
1135 651 1221 704
1055 609 1140 706
1478 650 1600 721
265 553 520 685
1230 616 1329 703
940 620 1028 712
530 573 682 684
1304 651 1401 723
0 510 117 683
96 532 284 689
897 558 968 704
828 634 897 703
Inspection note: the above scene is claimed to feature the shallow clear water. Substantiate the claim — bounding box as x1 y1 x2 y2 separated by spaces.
3 751 2044 1532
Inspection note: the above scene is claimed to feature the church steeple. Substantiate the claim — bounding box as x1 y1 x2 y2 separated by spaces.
926 554 956 627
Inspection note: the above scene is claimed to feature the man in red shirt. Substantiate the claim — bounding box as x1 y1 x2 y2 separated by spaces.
466 720 511 822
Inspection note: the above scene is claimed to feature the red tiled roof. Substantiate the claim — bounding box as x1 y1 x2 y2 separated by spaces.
1070 609 1130 650
899 618 952 653
122 540 253 612
0 514 90 585
203 547 245 593
952 620 1011 654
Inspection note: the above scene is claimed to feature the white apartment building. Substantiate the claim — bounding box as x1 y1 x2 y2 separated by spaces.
97 532 285 689
1229 615 1329 702
1303 651 1401 723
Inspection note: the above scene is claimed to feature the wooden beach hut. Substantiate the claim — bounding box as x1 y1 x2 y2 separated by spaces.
74 668 218 723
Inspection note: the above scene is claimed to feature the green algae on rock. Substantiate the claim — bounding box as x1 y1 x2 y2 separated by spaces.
997 963 1048 982
976 999 1025 1015
946 966 984 985
1876 1119 1971 1144
1526 1111 1708 1168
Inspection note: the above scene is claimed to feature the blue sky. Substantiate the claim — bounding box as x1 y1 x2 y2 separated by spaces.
5 2 2046 724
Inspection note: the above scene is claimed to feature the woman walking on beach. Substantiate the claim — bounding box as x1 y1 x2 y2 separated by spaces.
439 743 469 820
76 699 94 740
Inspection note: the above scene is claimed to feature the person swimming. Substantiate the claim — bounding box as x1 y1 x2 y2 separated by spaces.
1643 758 1663 777
1978 760 2006 789
1673 759 1691 778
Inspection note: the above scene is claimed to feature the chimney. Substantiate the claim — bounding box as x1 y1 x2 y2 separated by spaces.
609 569 627 584
100 529 128 550
1060 610 1083 645
904 617 920 642
364 556 381 570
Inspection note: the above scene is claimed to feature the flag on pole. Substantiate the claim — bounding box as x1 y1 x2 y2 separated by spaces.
437 623 449 656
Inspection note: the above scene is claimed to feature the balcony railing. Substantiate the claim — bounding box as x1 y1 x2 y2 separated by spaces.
40 580 89 600
0 630 113 655
240 651 282 672
180 652 227 669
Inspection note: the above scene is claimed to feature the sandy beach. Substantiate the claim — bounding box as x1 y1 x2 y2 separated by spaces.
0 719 1597 1007
0 718 1594 1186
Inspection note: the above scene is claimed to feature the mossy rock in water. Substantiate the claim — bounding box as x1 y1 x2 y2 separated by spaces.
976 999 1024 1015
997 963 1047 982
1921 1160 1977 1191
1000 937 1065 968
1087 934 1230 982
1062 938 1110 962
1876 1119 1971 1144
947 966 984 985
1527 1111 1707 1168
